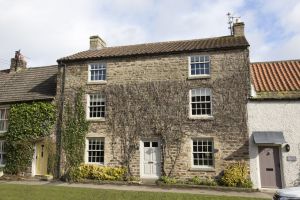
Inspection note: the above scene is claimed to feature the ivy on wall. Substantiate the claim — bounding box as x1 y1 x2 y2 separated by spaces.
62 89 89 178
4 102 56 174
106 81 188 177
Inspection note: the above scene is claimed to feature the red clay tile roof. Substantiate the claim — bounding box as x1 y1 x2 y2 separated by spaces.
58 35 249 62
250 60 300 99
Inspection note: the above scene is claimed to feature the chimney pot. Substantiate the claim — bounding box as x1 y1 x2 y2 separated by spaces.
89 35 106 50
10 50 27 73
233 22 245 37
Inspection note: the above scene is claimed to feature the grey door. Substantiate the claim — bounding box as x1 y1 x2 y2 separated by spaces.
259 146 282 188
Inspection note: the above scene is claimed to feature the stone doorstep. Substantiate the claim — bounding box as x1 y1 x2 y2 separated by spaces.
140 178 157 185
35 175 54 181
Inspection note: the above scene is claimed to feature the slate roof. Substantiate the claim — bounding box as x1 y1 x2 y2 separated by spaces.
250 60 300 99
58 35 249 62
0 65 57 104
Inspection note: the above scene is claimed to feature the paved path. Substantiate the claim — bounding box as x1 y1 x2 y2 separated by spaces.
0 180 273 199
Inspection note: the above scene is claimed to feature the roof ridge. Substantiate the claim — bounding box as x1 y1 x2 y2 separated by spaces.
101 35 236 49
251 59 300 64
26 65 58 71
0 65 57 72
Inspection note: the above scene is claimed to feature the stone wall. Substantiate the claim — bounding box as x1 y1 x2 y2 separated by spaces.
58 48 250 179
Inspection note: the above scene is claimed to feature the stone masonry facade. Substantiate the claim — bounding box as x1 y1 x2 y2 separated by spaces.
57 46 251 179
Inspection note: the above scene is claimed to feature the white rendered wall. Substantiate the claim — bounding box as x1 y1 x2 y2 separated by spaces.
248 101 300 188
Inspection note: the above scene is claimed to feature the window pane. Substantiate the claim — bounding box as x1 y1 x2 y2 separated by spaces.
192 139 213 167
0 109 8 132
88 94 105 119
152 142 158 147
89 63 106 81
190 56 210 75
144 142 150 147
87 138 104 164
190 89 212 116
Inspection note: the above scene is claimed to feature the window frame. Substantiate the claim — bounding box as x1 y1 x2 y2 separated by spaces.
86 93 106 121
0 140 6 166
88 63 107 83
189 88 213 119
85 137 105 165
191 138 214 169
188 55 211 78
0 107 8 133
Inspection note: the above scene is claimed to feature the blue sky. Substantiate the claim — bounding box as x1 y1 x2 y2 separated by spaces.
0 0 299 69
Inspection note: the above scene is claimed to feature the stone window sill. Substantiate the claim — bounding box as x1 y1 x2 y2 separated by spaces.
189 167 215 172
188 115 214 120
85 162 104 166
187 75 211 80
86 118 106 122
87 81 107 85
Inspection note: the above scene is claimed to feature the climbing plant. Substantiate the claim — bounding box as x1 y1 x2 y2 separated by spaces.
62 89 89 178
4 102 56 174
106 81 188 177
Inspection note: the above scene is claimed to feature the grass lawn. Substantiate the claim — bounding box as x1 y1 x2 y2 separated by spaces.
0 184 268 200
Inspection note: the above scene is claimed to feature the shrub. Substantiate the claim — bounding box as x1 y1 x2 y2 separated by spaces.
221 162 253 188
191 176 202 185
4 102 56 175
68 164 126 182
160 176 177 184
190 176 217 186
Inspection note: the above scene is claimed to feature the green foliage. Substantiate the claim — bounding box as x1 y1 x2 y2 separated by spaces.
190 176 217 186
68 164 127 182
45 138 56 175
160 176 177 184
62 89 89 174
4 102 56 174
221 162 253 188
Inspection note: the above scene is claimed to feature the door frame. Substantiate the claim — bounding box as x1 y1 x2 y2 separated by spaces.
33 140 49 176
139 139 161 179
258 145 283 188
31 144 37 176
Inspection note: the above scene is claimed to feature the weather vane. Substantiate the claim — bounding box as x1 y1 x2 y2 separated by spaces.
227 12 241 35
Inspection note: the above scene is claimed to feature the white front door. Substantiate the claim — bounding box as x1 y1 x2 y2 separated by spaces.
141 140 160 178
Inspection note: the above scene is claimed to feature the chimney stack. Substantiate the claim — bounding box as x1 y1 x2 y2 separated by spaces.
233 22 245 37
89 35 106 50
10 50 27 73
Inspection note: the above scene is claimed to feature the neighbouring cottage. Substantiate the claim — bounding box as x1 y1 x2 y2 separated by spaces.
56 22 251 180
248 60 300 189
0 51 57 176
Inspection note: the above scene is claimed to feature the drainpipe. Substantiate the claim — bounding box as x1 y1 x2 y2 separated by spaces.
56 61 66 179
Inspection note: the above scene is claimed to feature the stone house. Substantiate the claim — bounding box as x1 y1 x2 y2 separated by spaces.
56 21 251 180
248 60 300 189
0 51 57 176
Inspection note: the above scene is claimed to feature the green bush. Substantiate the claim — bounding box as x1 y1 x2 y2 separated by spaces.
68 164 127 182
160 176 177 184
190 176 217 186
4 102 56 175
221 162 253 188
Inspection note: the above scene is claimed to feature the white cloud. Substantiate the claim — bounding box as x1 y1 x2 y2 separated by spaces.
0 0 299 70
244 0 300 62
